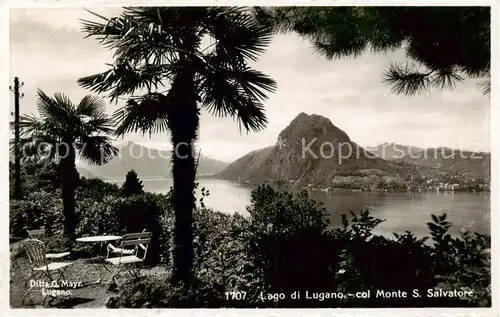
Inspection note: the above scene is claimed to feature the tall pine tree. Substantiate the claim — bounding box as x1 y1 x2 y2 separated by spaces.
122 170 144 196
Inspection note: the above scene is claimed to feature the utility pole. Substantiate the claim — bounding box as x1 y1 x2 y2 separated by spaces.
9 77 24 199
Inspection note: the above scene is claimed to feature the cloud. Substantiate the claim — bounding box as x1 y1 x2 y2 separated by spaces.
10 7 123 31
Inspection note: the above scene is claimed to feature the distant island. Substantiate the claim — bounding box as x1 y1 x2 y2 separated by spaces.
215 112 490 193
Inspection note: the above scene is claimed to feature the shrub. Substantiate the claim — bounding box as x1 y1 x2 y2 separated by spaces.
193 208 256 305
426 214 491 307
244 185 342 307
40 234 75 253
333 212 491 308
76 178 121 200
9 191 63 237
9 200 30 238
76 195 124 237
335 231 435 307
121 170 144 196
9 161 61 198
153 182 215 264
108 276 226 308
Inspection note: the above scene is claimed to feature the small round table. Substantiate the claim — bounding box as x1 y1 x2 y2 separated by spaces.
76 235 121 244
76 235 121 284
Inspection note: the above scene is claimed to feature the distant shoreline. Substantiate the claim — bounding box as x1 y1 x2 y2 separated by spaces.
103 173 217 182
101 176 490 194
215 178 491 194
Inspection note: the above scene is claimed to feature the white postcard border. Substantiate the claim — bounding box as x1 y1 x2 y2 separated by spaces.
0 1 498 316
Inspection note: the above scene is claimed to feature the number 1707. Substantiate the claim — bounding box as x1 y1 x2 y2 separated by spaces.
225 291 247 300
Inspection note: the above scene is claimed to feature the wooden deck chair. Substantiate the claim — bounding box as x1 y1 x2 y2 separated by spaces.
105 232 152 284
21 239 73 305
106 229 148 257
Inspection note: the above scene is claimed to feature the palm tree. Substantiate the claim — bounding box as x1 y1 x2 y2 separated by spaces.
254 7 490 96
78 7 277 285
12 89 118 235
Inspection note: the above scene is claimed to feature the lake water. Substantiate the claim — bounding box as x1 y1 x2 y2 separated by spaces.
108 178 491 238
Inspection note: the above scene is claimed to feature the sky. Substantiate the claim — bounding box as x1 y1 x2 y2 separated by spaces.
9 7 491 163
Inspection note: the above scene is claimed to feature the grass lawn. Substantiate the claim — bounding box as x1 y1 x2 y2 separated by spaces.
9 239 169 308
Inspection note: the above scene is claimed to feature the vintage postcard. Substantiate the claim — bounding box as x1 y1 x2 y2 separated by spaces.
2 1 497 315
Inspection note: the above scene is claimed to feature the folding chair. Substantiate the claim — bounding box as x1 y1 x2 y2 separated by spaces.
106 230 148 257
21 239 73 305
105 232 152 285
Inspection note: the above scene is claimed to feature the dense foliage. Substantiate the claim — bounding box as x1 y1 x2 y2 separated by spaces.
10 164 490 308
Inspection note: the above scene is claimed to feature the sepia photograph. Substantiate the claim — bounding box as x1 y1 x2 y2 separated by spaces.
6 4 494 310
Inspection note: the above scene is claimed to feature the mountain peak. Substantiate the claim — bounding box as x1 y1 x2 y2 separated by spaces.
294 112 310 120
290 112 331 125
279 112 351 144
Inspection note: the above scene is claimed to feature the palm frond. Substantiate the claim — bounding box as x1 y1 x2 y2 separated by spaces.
75 95 116 136
199 62 275 133
10 135 59 166
12 113 57 165
232 68 277 101
15 114 44 136
81 8 183 69
233 97 268 133
200 59 277 103
113 93 171 137
77 62 172 102
15 114 66 154
52 92 76 114
81 113 116 136
35 89 75 125
80 12 135 50
203 7 274 63
76 95 107 117
76 135 119 165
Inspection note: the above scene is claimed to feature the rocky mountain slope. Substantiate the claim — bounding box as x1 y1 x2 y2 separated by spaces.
367 143 490 178
216 113 421 189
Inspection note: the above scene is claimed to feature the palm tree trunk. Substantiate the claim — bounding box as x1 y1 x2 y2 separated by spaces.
60 141 77 235
170 75 199 286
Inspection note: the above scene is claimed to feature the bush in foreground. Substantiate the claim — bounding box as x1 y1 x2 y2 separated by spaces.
10 191 64 237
